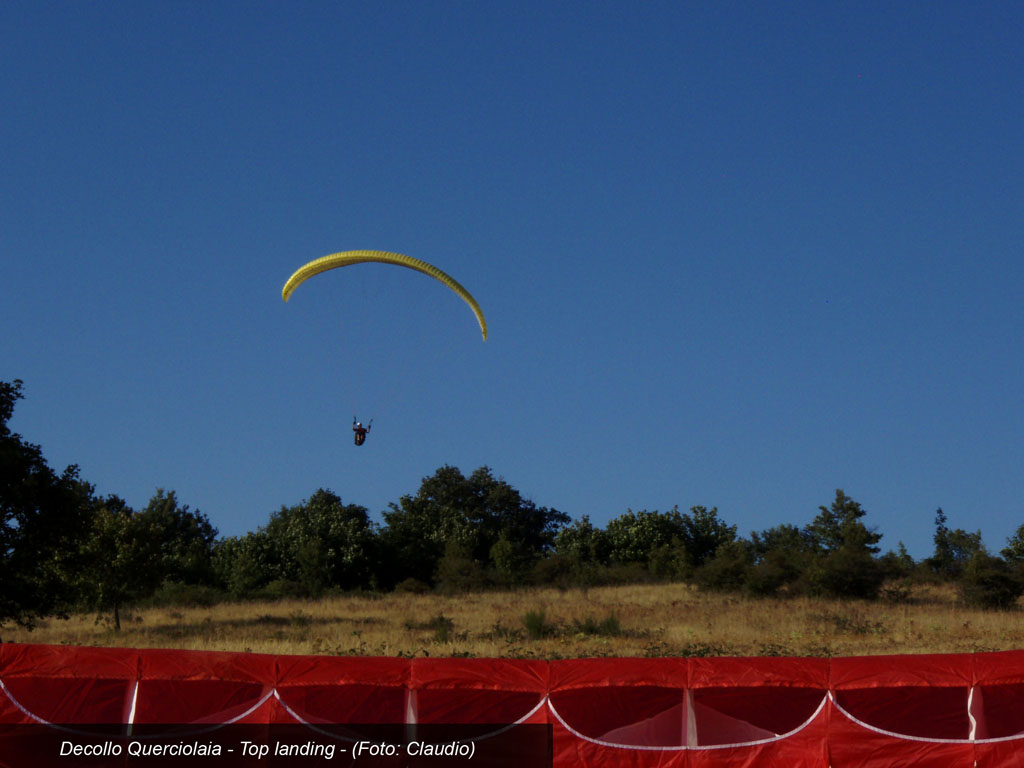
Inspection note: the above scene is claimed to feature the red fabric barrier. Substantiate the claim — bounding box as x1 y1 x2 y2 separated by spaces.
3 644 1024 765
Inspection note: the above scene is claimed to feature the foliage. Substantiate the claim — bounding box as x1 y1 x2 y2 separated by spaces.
695 540 752 592
263 489 376 595
804 537 886 600
805 489 882 554
603 505 736 570
747 524 815 596
434 539 483 594
552 515 610 570
1000 523 1024 565
647 538 690 580
213 534 270 598
679 506 737 567
77 495 158 630
380 466 568 588
927 508 985 579
522 609 556 640
605 508 687 565
0 380 93 631
877 542 916 583
136 489 219 587
959 552 1024 610
529 554 578 589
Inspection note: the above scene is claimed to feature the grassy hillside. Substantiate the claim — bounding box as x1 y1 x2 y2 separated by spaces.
5 582 1020 658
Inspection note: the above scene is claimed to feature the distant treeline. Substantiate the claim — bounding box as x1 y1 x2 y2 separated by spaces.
4 378 1024 635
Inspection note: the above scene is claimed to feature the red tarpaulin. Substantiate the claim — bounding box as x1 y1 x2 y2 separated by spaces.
3 644 1024 766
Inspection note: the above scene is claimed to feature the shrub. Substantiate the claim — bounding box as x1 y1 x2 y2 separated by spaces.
522 609 556 640
959 553 1024 610
530 554 576 589
695 541 751 593
804 548 885 600
648 542 693 580
434 540 483 594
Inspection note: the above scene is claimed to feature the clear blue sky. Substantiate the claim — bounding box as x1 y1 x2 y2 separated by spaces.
3 1 1021 560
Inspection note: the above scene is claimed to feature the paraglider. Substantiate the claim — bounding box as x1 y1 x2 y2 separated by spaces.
282 251 486 445
352 418 371 446
281 250 487 340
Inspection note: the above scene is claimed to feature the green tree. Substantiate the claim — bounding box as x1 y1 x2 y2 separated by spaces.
878 542 916 581
648 537 690 580
695 540 752 592
262 489 376 594
679 506 737 567
805 489 882 554
380 466 567 588
605 508 686 565
435 539 484 594
137 489 219 587
77 495 159 630
213 533 271 598
1002 524 1024 565
489 531 533 586
553 515 610 568
0 380 93 634
747 524 815 596
460 466 569 568
805 519 886 599
379 466 479 587
959 552 1024 610
926 508 984 579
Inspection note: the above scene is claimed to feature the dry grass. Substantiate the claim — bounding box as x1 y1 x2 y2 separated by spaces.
5 582 1023 658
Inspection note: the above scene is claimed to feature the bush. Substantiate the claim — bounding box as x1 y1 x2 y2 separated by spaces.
959 553 1024 610
434 540 483 594
648 542 690 580
744 559 789 597
530 554 576 589
694 541 751 593
804 548 885 600
522 609 556 640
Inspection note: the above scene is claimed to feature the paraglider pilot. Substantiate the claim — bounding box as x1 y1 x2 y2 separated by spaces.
352 418 371 446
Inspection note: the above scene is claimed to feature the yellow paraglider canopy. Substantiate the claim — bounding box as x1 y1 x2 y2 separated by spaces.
282 250 487 340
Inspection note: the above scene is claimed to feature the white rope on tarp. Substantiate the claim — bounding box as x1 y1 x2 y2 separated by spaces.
828 689 1024 745
546 691 829 751
0 674 276 738
273 687 548 744
8 668 1024 749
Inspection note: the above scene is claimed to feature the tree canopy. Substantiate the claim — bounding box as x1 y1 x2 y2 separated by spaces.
1 380 92 630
